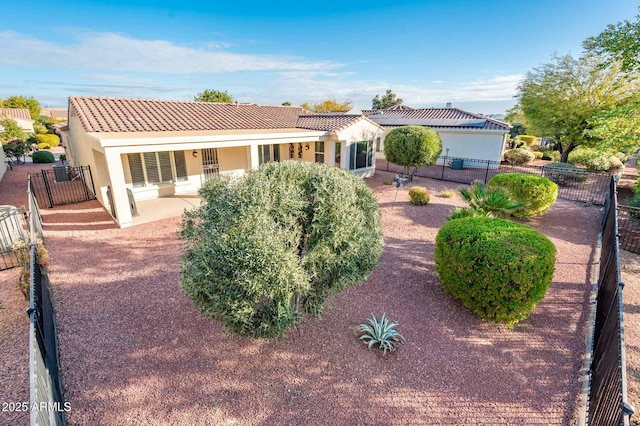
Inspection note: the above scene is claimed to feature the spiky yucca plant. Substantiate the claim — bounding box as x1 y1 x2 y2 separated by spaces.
453 182 523 219
358 313 404 354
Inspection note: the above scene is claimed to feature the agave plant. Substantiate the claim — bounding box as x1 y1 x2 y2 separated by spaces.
458 182 523 218
358 313 404 354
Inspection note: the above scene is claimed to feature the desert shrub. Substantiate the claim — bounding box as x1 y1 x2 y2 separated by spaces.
59 154 67 162
408 187 429 205
550 151 561 162
517 135 537 146
568 147 624 172
439 190 456 198
382 179 393 185
33 124 48 134
507 138 526 149
503 148 535 164
542 162 589 185
31 150 55 163
2 139 29 161
532 151 543 159
34 133 60 148
37 143 51 150
435 217 556 326
535 145 552 153
180 161 383 338
487 173 558 218
384 126 442 178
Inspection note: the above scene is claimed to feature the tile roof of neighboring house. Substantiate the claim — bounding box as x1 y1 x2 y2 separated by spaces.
0 108 32 121
69 96 309 133
296 114 379 132
362 106 511 131
41 108 68 119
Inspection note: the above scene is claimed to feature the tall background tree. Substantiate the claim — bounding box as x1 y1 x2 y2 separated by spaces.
516 54 640 162
0 96 41 120
300 99 352 113
372 90 403 110
583 7 640 73
194 89 233 103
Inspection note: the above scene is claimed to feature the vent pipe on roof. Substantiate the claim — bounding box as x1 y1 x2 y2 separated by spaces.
445 102 452 108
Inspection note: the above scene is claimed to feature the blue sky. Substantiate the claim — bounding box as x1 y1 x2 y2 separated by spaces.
1 0 638 114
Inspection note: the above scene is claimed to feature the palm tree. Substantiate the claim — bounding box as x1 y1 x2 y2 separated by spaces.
448 182 522 220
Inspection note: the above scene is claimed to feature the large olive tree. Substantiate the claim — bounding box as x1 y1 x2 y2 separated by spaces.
180 161 383 338
383 125 442 178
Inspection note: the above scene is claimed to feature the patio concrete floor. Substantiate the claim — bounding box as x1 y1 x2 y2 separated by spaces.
131 193 201 226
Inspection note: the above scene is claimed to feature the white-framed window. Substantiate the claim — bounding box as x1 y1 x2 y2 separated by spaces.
258 144 280 165
128 151 188 188
315 142 324 163
349 140 374 170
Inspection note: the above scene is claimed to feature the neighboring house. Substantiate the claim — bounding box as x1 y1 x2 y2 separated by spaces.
0 108 35 133
40 108 68 121
363 105 511 166
60 96 384 228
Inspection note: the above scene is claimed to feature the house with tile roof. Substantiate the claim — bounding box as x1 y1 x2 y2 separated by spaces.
60 96 384 228
363 105 511 166
0 108 35 133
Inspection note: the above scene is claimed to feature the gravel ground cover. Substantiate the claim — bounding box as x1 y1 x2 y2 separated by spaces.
31 169 605 425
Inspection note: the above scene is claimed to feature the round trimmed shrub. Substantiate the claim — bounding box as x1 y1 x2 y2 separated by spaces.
517 135 537 146
383 126 442 177
34 133 60 148
180 161 383 338
487 173 558 218
435 217 556 325
37 143 51 150
31 151 55 163
542 162 589 185
408 187 429 205
503 148 535 164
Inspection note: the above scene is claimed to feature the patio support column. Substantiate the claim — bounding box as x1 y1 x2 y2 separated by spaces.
104 148 133 228
249 144 259 170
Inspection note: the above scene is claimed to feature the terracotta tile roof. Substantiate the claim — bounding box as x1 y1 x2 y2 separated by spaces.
0 108 32 121
296 114 377 132
69 96 308 133
362 106 511 131
41 108 68 119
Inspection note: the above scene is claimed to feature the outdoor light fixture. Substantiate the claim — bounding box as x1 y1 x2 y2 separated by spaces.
192 150 198 158
305 143 310 150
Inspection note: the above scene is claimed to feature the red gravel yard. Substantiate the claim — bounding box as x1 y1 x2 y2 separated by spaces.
35 170 602 425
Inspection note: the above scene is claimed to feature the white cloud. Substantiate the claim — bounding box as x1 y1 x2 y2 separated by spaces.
0 31 339 73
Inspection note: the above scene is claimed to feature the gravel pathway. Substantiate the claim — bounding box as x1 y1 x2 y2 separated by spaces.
31 170 603 425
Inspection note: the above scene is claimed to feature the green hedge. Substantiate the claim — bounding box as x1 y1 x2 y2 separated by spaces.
32 151 55 163
37 143 51 150
435 217 556 325
517 135 537 146
34 133 60 148
567 147 624 172
487 173 558 218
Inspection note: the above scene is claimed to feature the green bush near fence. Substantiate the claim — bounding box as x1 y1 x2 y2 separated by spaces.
34 133 60 148
542 162 589 185
435 217 556 326
31 151 55 163
487 173 558 218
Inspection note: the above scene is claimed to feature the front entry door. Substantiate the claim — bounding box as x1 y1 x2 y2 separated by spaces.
202 148 219 182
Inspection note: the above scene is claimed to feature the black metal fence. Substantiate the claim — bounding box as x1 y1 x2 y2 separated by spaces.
587 177 634 425
379 156 613 205
28 183 67 425
29 165 96 208
617 204 640 254
0 206 27 270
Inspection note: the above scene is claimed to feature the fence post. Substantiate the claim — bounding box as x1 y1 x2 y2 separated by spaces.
41 170 54 208
441 156 446 180
484 161 490 183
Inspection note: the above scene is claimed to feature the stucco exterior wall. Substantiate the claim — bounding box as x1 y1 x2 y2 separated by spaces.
439 131 506 163
336 119 385 177
0 144 6 183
